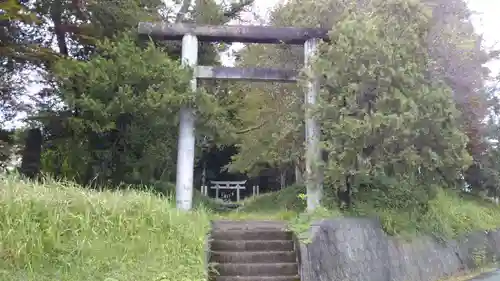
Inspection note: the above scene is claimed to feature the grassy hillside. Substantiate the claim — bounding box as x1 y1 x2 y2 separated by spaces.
237 184 500 239
2 175 500 280
0 175 211 281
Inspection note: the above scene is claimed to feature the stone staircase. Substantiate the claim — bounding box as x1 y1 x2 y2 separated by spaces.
208 220 300 281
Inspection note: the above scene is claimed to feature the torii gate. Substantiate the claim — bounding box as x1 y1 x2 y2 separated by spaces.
138 23 329 211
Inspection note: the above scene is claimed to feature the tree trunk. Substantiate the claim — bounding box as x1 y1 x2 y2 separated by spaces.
111 113 132 186
280 168 286 189
83 130 100 186
19 128 43 179
51 0 69 56
294 162 304 185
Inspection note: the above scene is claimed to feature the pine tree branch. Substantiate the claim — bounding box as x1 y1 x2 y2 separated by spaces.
223 0 254 18
235 120 268 134
175 0 192 23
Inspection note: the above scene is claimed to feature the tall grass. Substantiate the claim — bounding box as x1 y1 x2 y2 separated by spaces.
240 184 500 239
0 175 210 281
2 173 500 280
420 189 500 238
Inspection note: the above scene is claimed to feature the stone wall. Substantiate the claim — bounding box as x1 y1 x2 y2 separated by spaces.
298 218 500 281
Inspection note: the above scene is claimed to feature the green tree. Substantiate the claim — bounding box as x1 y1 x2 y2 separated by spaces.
44 32 226 186
315 0 471 209
2 0 254 186
226 39 306 184
231 0 479 209
466 76 500 199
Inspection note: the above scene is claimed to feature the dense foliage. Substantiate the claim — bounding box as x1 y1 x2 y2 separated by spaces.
315 0 473 211
43 34 196 185
226 0 499 209
0 0 250 185
0 0 499 211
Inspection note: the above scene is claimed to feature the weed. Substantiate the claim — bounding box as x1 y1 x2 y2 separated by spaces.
239 184 500 240
2 174 500 281
472 246 487 268
0 174 210 281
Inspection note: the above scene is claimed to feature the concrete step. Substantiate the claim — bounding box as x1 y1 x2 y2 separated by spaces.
212 220 288 231
214 276 300 281
211 251 296 263
214 263 298 276
212 230 293 241
211 240 294 252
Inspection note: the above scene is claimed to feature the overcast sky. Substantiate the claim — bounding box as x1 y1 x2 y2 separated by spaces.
466 0 500 76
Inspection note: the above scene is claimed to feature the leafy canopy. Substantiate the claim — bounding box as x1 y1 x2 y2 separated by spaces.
45 33 223 184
